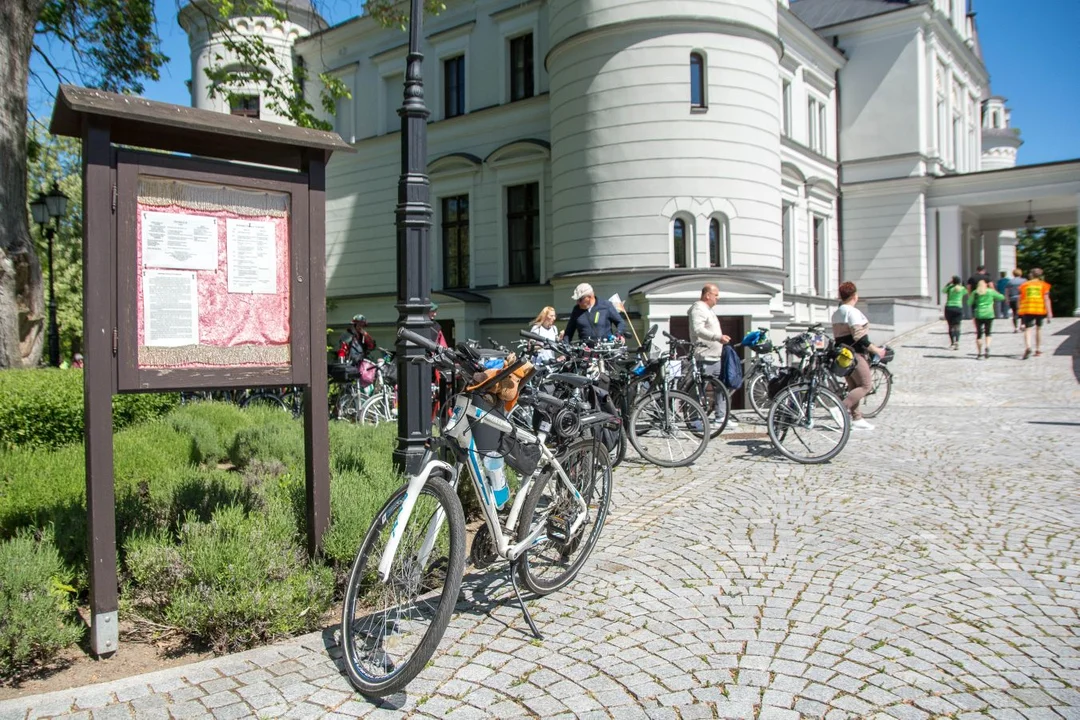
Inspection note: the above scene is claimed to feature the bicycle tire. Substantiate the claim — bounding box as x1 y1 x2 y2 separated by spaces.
516 438 613 595
767 384 850 464
340 476 466 697
695 376 729 439
281 389 304 418
239 392 287 412
335 388 363 422
627 390 710 467
359 393 395 426
746 371 771 420
861 365 893 418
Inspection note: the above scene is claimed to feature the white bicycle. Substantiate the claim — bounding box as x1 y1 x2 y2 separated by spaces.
340 327 615 696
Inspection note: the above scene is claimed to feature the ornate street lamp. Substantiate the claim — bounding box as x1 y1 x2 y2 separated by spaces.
29 181 69 367
1024 200 1037 233
393 0 434 473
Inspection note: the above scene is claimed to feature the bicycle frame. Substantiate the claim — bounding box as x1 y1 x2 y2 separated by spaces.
376 394 588 582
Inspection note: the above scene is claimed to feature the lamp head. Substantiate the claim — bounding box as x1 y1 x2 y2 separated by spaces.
45 181 68 220
30 192 49 226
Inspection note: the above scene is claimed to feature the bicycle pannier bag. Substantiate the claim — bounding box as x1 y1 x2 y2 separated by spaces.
767 366 797 399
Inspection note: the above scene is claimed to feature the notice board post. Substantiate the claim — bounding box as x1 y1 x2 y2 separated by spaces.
50 85 352 656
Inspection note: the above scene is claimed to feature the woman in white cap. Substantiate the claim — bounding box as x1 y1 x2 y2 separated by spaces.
564 283 625 343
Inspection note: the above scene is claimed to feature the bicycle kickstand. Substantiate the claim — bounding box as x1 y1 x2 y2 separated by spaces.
508 560 544 640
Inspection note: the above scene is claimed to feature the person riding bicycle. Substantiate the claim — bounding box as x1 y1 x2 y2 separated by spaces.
687 283 738 427
831 281 885 431
339 314 376 367
564 283 625 344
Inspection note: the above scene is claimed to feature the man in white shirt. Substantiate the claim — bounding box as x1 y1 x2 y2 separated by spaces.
687 283 737 426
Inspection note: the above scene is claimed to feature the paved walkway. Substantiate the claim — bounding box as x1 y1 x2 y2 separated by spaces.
3 319 1079 719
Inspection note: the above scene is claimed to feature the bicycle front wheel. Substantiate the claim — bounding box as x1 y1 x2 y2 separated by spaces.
767 385 850 464
335 387 363 422
341 476 465 697
360 393 396 426
516 438 613 595
628 390 710 467
861 365 893 418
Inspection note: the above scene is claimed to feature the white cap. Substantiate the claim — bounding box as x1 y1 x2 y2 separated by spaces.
571 282 594 300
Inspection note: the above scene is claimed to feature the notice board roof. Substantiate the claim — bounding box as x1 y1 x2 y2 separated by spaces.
50 85 353 170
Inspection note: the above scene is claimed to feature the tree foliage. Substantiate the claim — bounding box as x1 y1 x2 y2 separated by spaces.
1016 225 1077 316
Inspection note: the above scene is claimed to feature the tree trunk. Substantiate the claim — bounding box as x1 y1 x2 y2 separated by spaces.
0 0 48 368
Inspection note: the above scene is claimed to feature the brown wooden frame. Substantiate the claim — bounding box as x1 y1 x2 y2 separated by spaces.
116 150 310 391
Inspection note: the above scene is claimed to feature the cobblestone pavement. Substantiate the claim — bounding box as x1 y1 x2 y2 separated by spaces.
3 319 1078 720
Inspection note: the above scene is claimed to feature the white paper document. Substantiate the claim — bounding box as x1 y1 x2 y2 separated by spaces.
143 270 199 346
226 218 278 294
142 211 218 270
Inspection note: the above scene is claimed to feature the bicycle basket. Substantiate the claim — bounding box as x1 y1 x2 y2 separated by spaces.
767 366 798 399
327 362 360 383
784 335 812 358
380 361 399 386
748 340 775 354
466 357 536 411
830 344 857 378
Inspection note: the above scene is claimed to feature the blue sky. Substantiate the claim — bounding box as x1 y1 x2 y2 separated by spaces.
28 0 1080 166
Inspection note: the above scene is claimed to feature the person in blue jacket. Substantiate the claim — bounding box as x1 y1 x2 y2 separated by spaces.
564 283 626 343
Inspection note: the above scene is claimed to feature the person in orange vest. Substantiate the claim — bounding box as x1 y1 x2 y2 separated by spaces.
1017 268 1052 359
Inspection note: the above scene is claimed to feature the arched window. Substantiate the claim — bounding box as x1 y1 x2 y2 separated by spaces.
709 215 730 268
690 52 705 108
673 218 687 268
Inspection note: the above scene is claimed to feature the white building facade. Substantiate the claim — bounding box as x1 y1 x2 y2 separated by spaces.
181 0 1080 344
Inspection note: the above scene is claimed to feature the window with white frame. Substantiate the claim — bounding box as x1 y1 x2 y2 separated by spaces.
782 203 795 292
812 215 827 294
808 96 827 154
709 216 730 268
441 195 470 289
690 52 706 109
444 55 466 118
507 183 540 284
382 73 401 134
673 217 689 268
781 79 792 137
509 33 534 102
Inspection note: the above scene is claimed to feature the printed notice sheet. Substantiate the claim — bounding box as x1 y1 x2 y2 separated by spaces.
226 218 277 294
142 211 218 270
144 270 199 346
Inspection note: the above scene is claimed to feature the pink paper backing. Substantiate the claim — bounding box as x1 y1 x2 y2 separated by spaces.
137 203 291 367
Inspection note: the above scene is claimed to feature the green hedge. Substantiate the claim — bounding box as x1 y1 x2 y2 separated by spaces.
0 368 178 451
0 402 404 663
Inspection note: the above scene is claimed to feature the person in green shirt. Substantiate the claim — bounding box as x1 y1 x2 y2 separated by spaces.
969 279 1005 359
942 275 967 350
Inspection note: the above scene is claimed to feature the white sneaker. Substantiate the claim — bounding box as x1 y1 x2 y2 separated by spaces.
852 418 874 430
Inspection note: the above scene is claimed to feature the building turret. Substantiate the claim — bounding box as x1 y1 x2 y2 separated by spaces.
178 0 326 124
546 0 784 275
981 95 1022 170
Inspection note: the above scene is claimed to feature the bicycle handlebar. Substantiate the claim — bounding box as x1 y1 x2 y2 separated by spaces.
398 326 441 354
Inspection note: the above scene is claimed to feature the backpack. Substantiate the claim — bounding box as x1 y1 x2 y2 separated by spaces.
719 343 743 390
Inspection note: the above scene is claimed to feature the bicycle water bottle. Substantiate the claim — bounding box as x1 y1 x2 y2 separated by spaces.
482 455 509 510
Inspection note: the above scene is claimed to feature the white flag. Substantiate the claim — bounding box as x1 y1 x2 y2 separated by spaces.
609 293 625 312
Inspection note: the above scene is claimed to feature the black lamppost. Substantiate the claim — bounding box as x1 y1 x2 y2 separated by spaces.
30 181 69 368
393 0 434 473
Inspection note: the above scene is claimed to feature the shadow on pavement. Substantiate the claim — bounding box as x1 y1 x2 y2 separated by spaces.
1050 321 1080 383
1028 420 1080 427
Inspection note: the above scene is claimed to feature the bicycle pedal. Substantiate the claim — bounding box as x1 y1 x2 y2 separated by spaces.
546 514 572 543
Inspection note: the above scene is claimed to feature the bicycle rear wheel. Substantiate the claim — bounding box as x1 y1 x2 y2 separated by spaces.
335 387 363 422
746 371 771 420
341 477 465 697
628 390 710 467
860 365 893 418
767 385 850 464
360 393 396 426
516 438 612 595
239 392 287 412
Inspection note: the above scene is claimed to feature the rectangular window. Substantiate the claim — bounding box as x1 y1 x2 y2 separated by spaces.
441 195 470 289
782 202 795 292
812 215 826 294
230 95 260 119
936 98 946 158
384 74 400 133
509 34 534 102
952 115 962 169
781 80 792 137
808 97 826 154
444 55 465 118
507 183 540 285
690 53 705 108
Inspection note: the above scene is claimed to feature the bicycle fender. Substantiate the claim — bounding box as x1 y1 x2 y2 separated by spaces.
377 459 457 582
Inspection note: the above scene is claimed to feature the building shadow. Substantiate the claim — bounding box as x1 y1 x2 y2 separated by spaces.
1051 322 1080 383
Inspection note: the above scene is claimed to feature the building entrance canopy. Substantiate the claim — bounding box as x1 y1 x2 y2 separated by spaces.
926 159 1080 314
